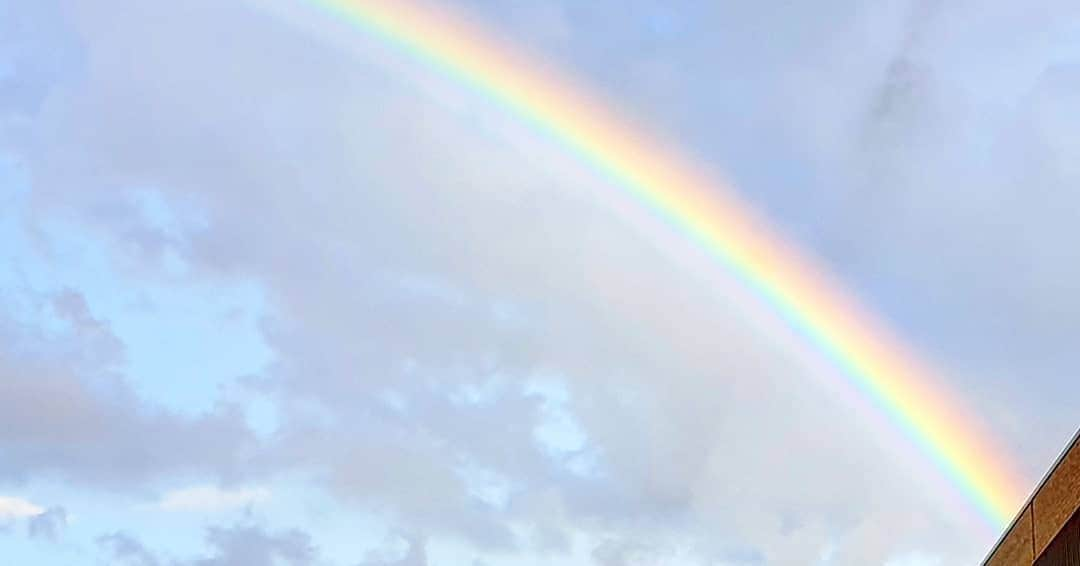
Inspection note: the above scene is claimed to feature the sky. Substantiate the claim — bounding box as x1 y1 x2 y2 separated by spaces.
1 0 1079 564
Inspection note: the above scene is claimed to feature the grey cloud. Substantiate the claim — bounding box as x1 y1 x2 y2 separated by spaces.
26 506 67 541
899 0 943 51
98 532 161 566
833 10 1080 463
358 534 427 566
591 539 658 566
0 289 256 487
191 525 317 566
0 360 256 487
5 0 1080 564
99 525 316 566
49 289 126 369
4 2 941 561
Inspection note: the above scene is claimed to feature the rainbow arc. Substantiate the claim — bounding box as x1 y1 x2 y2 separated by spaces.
288 0 1024 529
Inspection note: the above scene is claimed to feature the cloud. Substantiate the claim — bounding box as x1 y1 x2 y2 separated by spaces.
27 506 67 541
4 0 1080 564
97 532 161 566
99 525 317 566
191 524 317 566
0 296 258 487
591 538 658 566
158 485 271 513
358 534 428 566
2 0 974 561
0 495 44 520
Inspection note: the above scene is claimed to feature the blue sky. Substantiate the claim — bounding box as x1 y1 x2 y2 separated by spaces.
1 0 1079 564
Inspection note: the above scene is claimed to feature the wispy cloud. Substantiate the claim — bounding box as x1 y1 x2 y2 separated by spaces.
27 506 68 541
0 495 44 520
157 485 270 512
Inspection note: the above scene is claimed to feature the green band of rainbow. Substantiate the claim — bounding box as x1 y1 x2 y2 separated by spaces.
298 0 1023 529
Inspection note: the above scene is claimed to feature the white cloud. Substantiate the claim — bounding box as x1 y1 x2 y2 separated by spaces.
157 485 270 513
0 495 44 520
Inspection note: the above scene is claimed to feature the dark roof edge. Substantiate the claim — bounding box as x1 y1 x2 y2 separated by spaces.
982 425 1080 565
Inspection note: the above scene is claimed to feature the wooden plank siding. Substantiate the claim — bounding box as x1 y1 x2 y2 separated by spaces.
1035 508 1080 566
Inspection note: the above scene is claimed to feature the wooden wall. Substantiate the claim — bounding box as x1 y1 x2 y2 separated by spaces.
1035 509 1080 566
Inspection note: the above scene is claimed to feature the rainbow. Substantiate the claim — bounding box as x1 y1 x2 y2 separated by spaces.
292 0 1023 528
